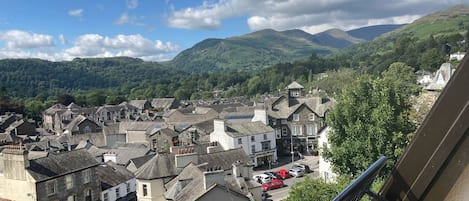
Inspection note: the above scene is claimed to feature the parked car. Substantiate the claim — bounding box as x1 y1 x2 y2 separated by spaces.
293 163 312 173
276 169 290 179
263 171 281 179
262 179 284 191
289 167 305 178
253 174 273 184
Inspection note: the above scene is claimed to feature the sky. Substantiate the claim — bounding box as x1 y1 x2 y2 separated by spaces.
0 0 466 62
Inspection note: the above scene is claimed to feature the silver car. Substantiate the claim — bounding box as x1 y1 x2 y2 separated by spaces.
288 167 304 177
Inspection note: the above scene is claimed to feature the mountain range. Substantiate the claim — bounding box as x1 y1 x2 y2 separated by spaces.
166 24 405 72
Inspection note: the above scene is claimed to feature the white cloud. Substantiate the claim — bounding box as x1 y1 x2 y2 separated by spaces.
0 30 179 61
167 0 466 34
127 0 139 9
68 9 83 17
62 34 180 61
0 30 55 49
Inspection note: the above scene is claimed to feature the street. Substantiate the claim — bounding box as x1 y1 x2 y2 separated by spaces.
253 155 320 201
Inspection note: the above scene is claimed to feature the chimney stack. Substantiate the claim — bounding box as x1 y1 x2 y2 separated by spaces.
203 166 225 190
2 144 29 180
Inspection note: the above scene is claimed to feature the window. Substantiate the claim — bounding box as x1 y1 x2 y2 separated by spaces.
292 114 299 121
261 141 271 151
292 125 302 136
82 170 91 184
84 189 92 201
263 134 267 140
66 175 74 189
238 138 242 144
307 124 316 136
47 180 57 195
281 127 287 136
281 119 287 124
103 193 109 201
290 90 300 97
152 139 157 150
251 145 256 153
143 184 148 196
308 113 316 121
116 187 120 198
67 195 76 201
127 182 131 193
251 136 255 142
275 129 281 139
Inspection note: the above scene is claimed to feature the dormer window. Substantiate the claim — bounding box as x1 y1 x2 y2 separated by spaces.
293 114 299 121
308 113 316 121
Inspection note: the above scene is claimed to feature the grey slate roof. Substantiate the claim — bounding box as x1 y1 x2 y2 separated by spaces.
27 149 100 182
287 81 304 89
128 153 156 169
225 121 274 138
64 115 100 132
151 98 176 110
129 100 149 110
147 127 179 138
198 148 253 170
97 161 135 190
267 95 335 119
134 153 177 180
43 104 66 115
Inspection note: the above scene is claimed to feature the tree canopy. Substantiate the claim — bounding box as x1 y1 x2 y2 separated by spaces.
325 62 418 177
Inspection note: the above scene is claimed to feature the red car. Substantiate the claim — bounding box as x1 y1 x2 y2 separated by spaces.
262 179 284 191
277 169 290 179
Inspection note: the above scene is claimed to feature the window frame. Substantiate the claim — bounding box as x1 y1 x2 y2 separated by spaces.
82 169 92 184
292 114 299 121
66 174 74 189
238 138 242 144
143 184 148 197
47 180 57 195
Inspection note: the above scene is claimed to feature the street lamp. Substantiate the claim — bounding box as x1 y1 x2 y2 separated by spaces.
291 133 294 164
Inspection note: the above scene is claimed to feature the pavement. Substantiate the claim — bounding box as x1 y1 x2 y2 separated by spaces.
253 155 320 201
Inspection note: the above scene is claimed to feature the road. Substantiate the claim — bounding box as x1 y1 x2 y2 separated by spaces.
253 155 320 201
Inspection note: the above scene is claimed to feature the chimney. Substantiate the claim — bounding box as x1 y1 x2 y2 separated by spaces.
203 166 225 190
2 145 30 180
232 161 252 179
206 141 222 154
175 148 198 168
213 119 226 133
103 152 117 163
252 108 268 125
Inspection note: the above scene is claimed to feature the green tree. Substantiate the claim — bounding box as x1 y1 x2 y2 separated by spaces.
286 177 348 201
326 63 417 177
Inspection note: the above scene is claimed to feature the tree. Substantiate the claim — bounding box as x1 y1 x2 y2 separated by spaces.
56 94 75 106
286 177 348 201
325 63 417 177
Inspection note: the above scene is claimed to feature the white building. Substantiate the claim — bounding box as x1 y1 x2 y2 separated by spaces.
317 126 337 182
449 52 466 61
210 109 277 167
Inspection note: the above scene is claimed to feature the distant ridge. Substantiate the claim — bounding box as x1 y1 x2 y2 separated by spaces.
347 24 406 41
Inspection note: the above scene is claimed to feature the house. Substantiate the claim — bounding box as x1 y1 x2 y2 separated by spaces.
120 121 163 145
210 109 277 167
317 126 337 183
449 51 466 61
424 63 456 91
96 103 139 123
0 113 35 135
146 127 179 152
134 147 253 201
178 119 214 145
163 163 254 201
42 103 97 133
0 146 101 201
264 81 335 155
97 161 137 201
163 107 219 130
129 100 152 113
126 154 156 173
62 115 106 147
150 98 179 112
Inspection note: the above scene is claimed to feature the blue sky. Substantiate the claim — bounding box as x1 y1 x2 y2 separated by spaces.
0 0 466 61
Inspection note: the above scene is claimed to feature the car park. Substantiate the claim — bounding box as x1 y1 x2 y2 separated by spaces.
262 179 284 191
253 174 273 184
288 167 305 178
276 169 290 179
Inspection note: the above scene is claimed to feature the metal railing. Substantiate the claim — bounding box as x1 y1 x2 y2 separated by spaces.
333 156 387 201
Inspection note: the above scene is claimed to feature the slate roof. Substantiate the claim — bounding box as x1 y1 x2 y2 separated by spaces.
164 163 250 201
119 121 161 132
267 95 335 119
27 149 100 182
287 81 304 89
198 148 253 170
43 104 66 115
128 153 156 169
147 127 179 138
225 121 274 138
129 100 149 110
64 115 100 132
151 98 177 110
134 153 177 180
97 161 135 191
424 63 455 91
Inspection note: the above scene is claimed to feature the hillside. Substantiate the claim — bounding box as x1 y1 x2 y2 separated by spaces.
167 27 386 73
347 24 406 41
